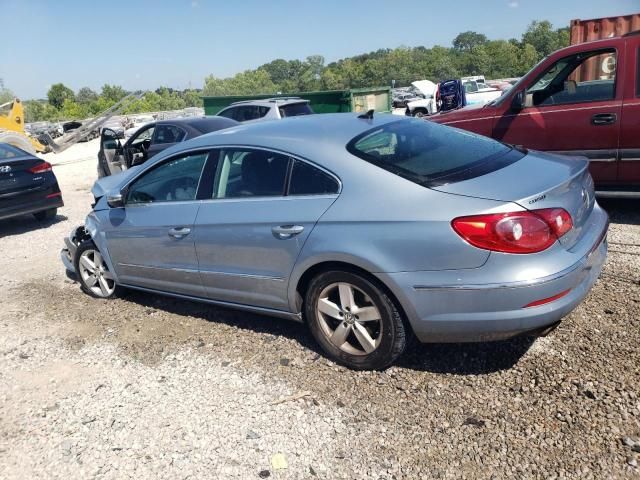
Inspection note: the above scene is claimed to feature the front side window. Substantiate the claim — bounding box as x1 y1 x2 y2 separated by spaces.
126 152 208 204
214 149 289 198
133 125 155 142
347 119 523 187
153 124 186 144
289 160 339 195
526 49 616 106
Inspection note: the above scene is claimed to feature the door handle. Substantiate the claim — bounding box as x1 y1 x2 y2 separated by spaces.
591 113 616 126
271 225 304 239
168 227 191 239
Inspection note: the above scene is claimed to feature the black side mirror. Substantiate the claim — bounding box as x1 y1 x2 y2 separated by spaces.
107 192 124 208
511 90 525 111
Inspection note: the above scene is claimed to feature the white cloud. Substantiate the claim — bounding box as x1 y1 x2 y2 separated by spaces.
507 1 519 7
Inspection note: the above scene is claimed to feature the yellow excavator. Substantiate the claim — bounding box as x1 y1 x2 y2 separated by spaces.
0 98 47 153
0 93 143 155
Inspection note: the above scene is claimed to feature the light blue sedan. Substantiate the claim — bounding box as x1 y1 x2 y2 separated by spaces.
62 113 608 370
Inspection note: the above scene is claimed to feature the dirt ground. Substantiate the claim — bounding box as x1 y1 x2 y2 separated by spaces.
0 140 639 479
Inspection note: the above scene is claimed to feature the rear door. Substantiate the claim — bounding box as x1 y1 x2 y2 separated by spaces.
493 48 621 185
104 150 210 296
194 148 340 311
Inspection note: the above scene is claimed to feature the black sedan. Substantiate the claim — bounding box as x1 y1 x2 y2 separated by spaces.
98 116 238 177
0 142 63 222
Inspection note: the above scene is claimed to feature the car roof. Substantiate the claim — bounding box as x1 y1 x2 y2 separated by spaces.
155 116 239 133
181 112 401 171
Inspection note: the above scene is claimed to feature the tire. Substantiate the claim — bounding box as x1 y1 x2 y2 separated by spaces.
412 108 428 118
304 270 407 370
33 208 57 221
73 241 121 299
0 131 36 154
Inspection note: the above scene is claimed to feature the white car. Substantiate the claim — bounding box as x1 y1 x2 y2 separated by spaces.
216 97 314 123
405 80 438 118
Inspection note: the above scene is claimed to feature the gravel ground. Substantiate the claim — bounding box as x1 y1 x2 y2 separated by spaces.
0 141 639 479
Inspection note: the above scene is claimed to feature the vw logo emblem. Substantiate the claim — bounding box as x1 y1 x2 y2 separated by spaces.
0 165 11 173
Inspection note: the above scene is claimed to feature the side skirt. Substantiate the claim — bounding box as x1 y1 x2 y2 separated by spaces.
120 283 304 323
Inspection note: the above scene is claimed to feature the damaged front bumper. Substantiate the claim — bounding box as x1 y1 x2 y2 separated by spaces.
61 225 91 273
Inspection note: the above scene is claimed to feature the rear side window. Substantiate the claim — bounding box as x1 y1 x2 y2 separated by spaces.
289 160 339 195
153 125 186 144
214 149 289 198
347 119 524 187
279 102 313 117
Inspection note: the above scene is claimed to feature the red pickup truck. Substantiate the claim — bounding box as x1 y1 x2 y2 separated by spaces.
429 31 640 197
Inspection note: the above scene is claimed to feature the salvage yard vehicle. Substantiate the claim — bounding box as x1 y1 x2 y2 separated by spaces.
98 116 238 177
429 30 640 197
0 143 63 222
404 80 438 117
62 113 608 370
216 98 314 123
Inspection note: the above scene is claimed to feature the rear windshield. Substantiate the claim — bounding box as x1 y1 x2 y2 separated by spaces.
346 119 524 187
0 143 24 159
279 102 313 117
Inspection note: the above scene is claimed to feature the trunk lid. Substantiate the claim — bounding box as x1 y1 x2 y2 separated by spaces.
0 157 47 196
431 150 595 249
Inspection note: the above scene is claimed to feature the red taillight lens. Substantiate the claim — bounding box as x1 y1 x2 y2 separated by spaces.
28 161 52 174
452 208 573 254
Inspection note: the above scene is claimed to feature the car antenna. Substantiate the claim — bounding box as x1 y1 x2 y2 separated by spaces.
358 109 374 120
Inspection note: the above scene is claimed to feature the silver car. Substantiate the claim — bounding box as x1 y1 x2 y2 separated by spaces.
216 97 314 123
61 114 608 370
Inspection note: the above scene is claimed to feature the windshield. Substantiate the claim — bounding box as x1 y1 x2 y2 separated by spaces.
347 119 524 187
279 102 314 117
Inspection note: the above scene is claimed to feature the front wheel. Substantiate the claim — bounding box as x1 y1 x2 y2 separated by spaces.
305 271 407 370
412 108 428 118
74 241 120 299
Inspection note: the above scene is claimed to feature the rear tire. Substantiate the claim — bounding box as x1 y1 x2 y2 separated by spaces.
33 208 57 221
74 241 121 299
304 270 406 370
412 108 428 118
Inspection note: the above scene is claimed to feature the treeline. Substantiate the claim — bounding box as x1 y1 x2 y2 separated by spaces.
3 20 568 122
202 20 569 95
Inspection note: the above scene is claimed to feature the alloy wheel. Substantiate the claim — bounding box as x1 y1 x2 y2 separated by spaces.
316 282 383 356
78 249 116 298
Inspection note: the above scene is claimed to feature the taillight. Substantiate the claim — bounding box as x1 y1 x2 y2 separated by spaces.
451 208 573 254
28 161 52 174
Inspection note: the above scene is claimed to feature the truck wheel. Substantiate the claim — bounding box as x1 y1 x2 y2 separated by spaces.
412 108 428 118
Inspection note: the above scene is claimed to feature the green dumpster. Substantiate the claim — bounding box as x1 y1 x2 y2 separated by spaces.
202 87 391 116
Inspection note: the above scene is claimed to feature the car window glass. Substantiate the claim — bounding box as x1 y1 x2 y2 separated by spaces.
218 107 238 120
153 124 186 144
0 143 20 159
134 126 155 142
279 103 313 117
214 149 289 198
289 160 339 195
526 49 616 106
126 152 208 204
347 119 521 187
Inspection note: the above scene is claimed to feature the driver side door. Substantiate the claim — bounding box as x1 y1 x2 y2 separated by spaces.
103 150 211 297
98 128 125 177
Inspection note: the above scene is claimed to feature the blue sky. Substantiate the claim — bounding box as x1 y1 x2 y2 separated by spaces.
0 0 637 99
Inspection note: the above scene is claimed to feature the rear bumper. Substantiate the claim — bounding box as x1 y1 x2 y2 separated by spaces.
0 194 63 221
379 210 609 343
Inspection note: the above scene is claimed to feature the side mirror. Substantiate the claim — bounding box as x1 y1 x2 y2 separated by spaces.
107 193 124 208
511 90 525 111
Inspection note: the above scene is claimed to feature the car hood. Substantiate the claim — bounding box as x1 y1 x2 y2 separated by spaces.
412 80 437 98
91 166 141 199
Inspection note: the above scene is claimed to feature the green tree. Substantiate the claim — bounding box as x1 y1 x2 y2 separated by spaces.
47 83 75 109
59 98 89 120
453 31 488 52
522 21 569 59
203 69 276 96
182 89 202 107
100 84 127 103
76 87 99 104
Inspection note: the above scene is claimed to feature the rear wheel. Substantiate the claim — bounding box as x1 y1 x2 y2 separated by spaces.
33 208 57 221
74 241 120 299
305 270 406 370
412 108 428 118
